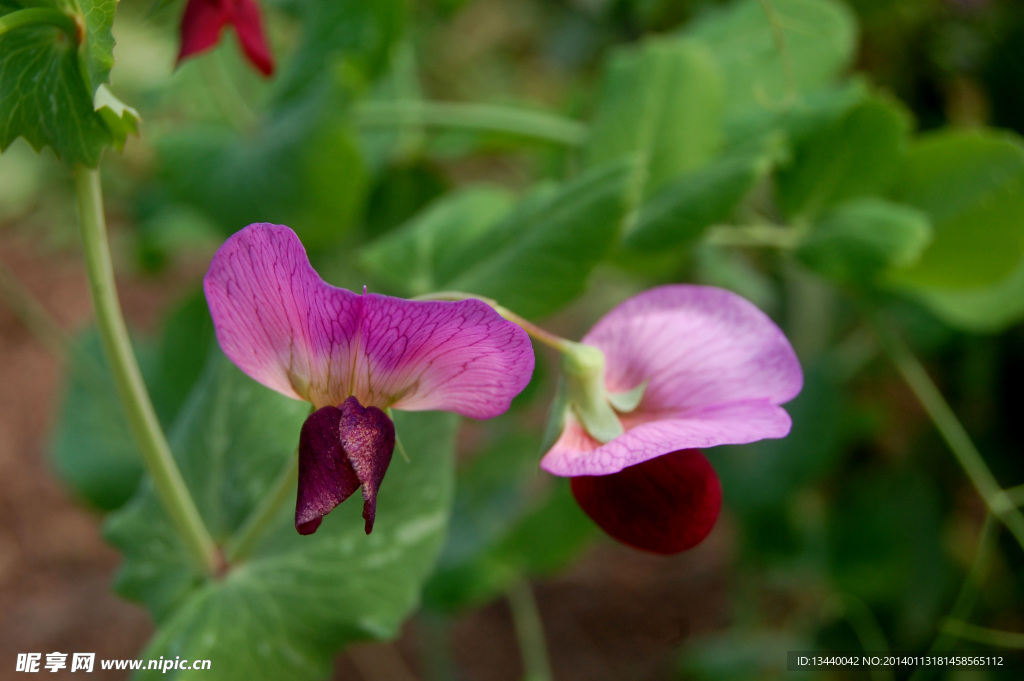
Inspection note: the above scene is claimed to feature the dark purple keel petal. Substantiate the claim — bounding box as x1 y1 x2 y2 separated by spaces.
339 397 396 534
296 406 359 535
570 449 722 555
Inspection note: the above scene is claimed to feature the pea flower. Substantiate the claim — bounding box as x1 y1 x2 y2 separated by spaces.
177 0 275 77
204 224 534 535
541 286 802 555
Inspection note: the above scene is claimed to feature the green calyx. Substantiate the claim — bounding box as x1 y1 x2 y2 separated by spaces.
559 341 647 445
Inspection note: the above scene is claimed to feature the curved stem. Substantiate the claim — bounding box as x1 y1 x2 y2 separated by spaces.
506 580 553 681
414 291 573 352
872 316 1024 552
0 8 78 40
354 101 589 148
74 166 219 575
225 449 298 562
941 620 1024 649
705 224 801 249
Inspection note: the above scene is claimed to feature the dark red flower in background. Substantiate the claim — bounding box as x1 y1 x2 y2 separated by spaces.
177 0 275 77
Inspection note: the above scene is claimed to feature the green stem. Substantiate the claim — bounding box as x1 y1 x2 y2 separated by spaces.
506 580 553 681
941 620 1024 649
0 7 78 40
872 317 1024 551
414 291 573 352
225 450 298 562
74 166 219 575
354 101 588 148
704 224 801 249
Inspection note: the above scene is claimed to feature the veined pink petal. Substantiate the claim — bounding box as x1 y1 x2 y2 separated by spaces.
204 224 534 417
177 0 231 66
230 0 275 76
541 400 792 476
357 294 535 419
585 285 802 412
570 449 722 555
204 223 361 407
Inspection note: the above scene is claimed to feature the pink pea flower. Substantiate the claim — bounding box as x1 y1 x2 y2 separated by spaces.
204 224 534 535
541 286 802 555
177 0 275 77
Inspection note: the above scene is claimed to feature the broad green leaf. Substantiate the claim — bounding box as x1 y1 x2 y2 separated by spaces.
686 0 857 120
796 198 932 284
585 37 723 194
776 95 912 219
49 330 152 511
359 186 515 296
624 140 778 251
158 100 368 251
0 1 137 165
150 290 216 423
905 260 1024 332
106 353 457 680
78 0 115 95
50 298 214 513
888 130 1024 289
272 0 406 106
722 79 867 150
424 435 594 613
443 161 636 319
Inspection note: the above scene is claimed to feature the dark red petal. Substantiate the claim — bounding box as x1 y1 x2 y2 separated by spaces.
295 406 360 535
338 397 396 534
230 0 275 76
570 449 722 555
177 0 231 67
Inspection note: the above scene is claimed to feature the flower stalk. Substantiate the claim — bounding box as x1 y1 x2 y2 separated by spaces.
354 101 588 148
873 317 1024 552
74 165 219 575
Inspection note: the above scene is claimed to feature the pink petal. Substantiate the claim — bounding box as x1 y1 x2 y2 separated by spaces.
204 223 360 407
541 400 792 476
204 224 534 417
356 293 535 419
177 0 231 66
570 449 722 555
230 0 275 76
585 285 802 413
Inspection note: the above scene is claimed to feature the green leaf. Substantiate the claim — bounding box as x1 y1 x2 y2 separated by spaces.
106 353 457 680
359 186 515 296
796 198 932 284
77 0 115 95
443 161 636 319
272 0 406 106
887 130 1024 290
585 36 723 194
49 329 151 511
423 435 594 613
686 0 857 120
624 140 778 251
903 259 1024 332
158 100 368 252
776 95 912 219
0 1 138 166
